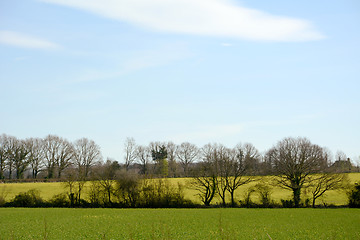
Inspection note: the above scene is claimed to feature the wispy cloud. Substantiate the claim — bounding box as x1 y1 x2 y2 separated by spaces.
61 42 191 84
0 31 60 49
39 0 324 42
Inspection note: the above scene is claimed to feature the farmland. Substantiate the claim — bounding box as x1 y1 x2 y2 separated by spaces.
0 208 359 239
1 173 360 206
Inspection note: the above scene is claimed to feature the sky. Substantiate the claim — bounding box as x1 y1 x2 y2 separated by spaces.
0 0 359 163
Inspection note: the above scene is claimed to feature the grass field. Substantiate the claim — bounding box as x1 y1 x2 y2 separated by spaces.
0 208 359 239
1 173 360 206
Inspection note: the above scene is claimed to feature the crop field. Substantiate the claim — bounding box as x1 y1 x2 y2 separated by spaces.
0 208 359 239
1 173 360 206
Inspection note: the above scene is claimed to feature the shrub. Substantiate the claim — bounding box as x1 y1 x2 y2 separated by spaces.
239 187 256 208
0 186 7 207
348 183 360 208
281 199 294 208
10 189 44 207
139 178 191 207
255 183 273 207
88 181 105 207
49 193 70 207
115 172 141 207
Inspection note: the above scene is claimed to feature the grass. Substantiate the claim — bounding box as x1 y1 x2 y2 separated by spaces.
1 173 360 206
0 208 359 239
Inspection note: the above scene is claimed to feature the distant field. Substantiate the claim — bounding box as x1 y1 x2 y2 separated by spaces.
1 173 360 205
0 208 359 239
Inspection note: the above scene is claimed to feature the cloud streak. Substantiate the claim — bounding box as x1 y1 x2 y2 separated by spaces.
0 31 60 49
39 0 324 42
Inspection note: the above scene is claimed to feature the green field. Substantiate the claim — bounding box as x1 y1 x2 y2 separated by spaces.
1 173 360 206
0 208 359 239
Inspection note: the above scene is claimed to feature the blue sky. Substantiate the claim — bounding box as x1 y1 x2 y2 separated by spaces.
1 0 359 163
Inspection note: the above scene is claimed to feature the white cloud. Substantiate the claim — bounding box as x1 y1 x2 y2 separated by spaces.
39 0 324 41
0 31 60 49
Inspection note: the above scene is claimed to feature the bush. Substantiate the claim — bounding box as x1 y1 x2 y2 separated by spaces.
49 193 70 207
255 183 273 207
88 181 104 207
0 186 7 207
115 172 141 207
348 183 360 208
139 178 192 208
10 189 44 207
240 187 256 208
281 199 294 208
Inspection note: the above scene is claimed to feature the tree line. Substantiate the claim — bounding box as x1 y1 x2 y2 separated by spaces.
0 134 358 181
1 134 359 208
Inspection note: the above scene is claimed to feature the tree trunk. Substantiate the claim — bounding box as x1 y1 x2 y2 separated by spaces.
312 197 316 208
293 188 301 207
230 191 235 207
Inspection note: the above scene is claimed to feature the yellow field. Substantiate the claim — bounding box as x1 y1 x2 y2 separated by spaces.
1 173 359 206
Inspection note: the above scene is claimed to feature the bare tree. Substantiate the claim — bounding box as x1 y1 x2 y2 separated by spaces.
26 138 44 179
335 151 347 162
166 141 178 177
268 137 326 207
0 134 9 179
226 146 254 206
308 173 349 207
235 143 260 175
214 145 232 206
73 138 102 177
191 163 217 206
63 168 86 206
190 144 217 206
123 137 137 171
3 135 15 179
43 135 74 179
92 159 119 205
176 142 199 177
136 145 151 175
6 136 30 179
262 148 276 175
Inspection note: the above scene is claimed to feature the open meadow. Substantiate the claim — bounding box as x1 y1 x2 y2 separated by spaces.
0 208 359 239
1 173 360 206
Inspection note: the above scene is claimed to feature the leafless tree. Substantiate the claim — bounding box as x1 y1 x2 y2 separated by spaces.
43 135 74 179
123 137 137 171
262 148 276 175
307 173 349 207
268 137 326 207
63 168 86 206
0 134 10 179
92 159 118 205
190 144 217 206
73 138 102 177
234 143 260 175
6 136 30 179
26 138 44 179
214 145 232 206
166 141 178 177
335 151 347 162
136 145 151 175
226 146 254 206
176 142 199 177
